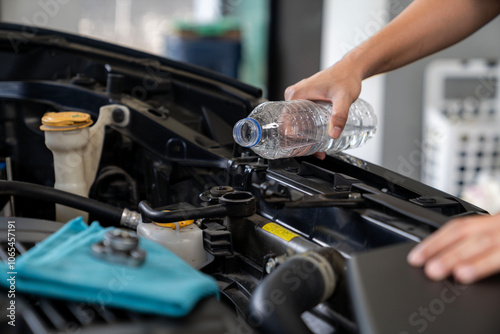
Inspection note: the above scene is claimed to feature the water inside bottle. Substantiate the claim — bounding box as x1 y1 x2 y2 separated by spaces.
233 99 377 159
252 103 328 158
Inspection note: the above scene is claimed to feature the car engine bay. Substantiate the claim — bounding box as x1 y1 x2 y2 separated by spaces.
0 24 497 334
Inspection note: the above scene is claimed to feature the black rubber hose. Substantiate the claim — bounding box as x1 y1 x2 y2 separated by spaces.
0 180 123 225
247 248 342 334
138 200 227 223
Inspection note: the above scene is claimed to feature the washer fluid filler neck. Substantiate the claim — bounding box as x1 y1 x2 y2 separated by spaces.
40 104 130 223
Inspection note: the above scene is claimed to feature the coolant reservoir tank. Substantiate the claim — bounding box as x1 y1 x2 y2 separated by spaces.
137 219 212 269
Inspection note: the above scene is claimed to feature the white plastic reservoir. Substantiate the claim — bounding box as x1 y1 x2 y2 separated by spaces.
137 220 213 269
40 105 130 223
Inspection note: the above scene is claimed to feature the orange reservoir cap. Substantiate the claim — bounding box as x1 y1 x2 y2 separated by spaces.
40 112 93 131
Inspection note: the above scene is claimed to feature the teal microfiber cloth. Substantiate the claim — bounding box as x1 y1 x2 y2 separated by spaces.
0 217 219 317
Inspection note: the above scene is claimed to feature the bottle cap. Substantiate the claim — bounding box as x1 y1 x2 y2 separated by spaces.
40 112 93 131
233 117 261 148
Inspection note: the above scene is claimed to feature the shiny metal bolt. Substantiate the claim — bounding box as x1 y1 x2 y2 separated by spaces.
266 257 278 274
104 228 139 252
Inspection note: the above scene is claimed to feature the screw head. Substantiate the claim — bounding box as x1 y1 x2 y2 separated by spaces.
112 108 125 123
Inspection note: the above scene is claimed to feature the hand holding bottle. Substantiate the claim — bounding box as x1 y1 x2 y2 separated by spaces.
284 59 363 140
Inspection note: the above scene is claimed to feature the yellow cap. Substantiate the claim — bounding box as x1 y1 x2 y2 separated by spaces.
154 210 195 229
40 112 93 131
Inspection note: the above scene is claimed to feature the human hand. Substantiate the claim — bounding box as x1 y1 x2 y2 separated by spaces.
407 213 500 284
284 59 363 139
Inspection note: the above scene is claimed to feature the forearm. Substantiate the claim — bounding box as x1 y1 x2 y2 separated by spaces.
345 0 500 79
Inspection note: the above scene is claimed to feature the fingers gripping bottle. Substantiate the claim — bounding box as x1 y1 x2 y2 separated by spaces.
232 99 377 160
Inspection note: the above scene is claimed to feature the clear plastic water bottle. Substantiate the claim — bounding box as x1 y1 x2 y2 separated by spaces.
232 99 377 159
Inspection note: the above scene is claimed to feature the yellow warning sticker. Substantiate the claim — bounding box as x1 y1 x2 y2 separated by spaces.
262 223 299 242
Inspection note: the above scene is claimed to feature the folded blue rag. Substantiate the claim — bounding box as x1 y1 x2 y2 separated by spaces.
0 217 219 317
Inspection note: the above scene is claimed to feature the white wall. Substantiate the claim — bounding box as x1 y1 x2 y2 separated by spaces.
1 0 83 33
321 0 390 165
0 0 194 55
